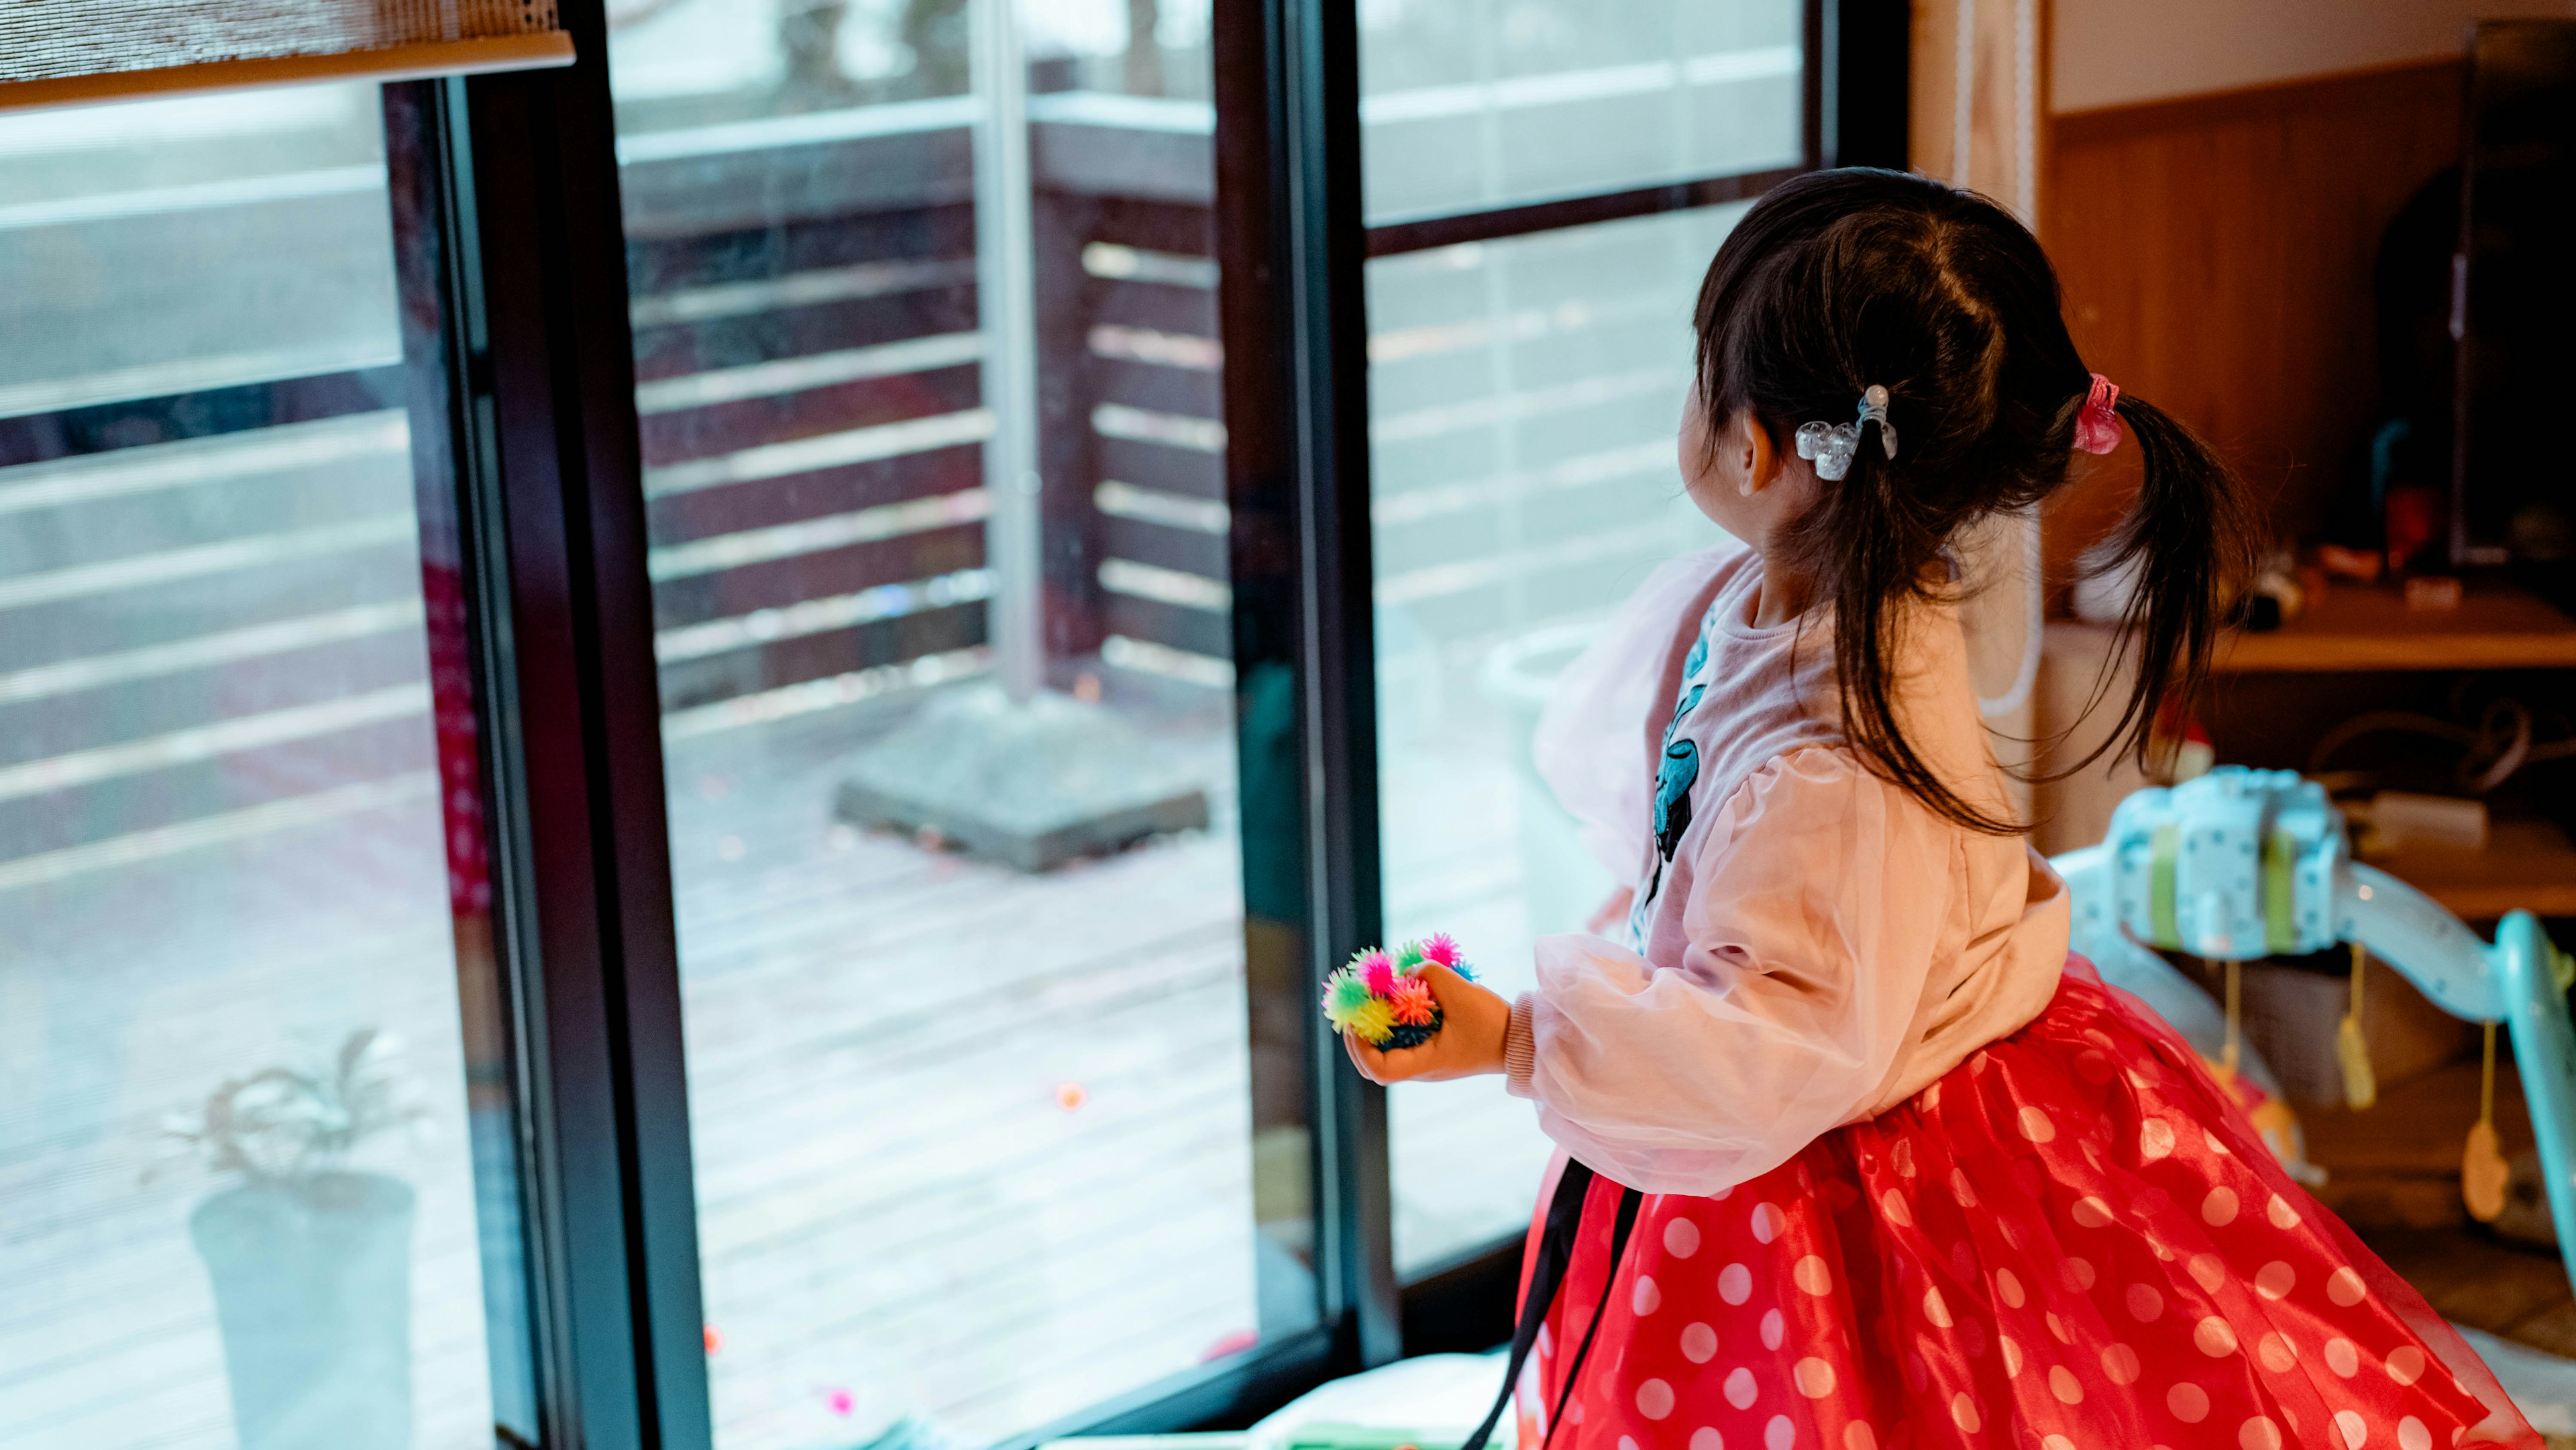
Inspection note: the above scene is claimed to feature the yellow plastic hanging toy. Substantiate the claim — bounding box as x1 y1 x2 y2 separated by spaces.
2337 941 2377 1110
2463 1021 2508 1223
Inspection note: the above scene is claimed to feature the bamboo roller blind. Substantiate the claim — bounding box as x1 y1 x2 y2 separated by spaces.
0 0 570 107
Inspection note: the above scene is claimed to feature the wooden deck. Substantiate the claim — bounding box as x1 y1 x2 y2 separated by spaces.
0 682 1289 1450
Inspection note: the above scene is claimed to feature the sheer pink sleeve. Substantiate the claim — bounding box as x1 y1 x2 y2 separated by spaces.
1531 545 1739 877
1514 749 1967 1196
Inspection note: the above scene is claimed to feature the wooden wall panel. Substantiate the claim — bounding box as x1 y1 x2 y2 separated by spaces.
2038 60 2464 590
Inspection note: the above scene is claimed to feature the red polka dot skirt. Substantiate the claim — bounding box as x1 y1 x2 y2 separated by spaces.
1510 958 2540 1450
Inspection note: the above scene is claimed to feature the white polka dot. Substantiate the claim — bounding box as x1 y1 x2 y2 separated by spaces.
2239 1416 2283 1450
2255 1261 2295 1300
2045 1438 2078 1450
1880 1188 1913 1227
2326 1337 2359 1377
1904 1349 1930 1392
1719 1263 1754 1304
1923 1081 1943 1109
1622 1437 1640 1450
2063 1256 2098 1292
1682 1321 1719 1363
2333 1409 2367 1448
1794 1357 1836 1398
1570 1402 1585 1425
2049 1365 2084 1404
2398 1417 2431 1450
2328 1267 2367 1306
1996 1268 2025 1307
2267 1194 2301 1229
2195 1318 2239 1357
1665 1218 1703 1259
1691 1429 1725 1450
2188 1253 2227 1293
2072 1196 2114 1229
1712 1185 1733 1200
2202 1187 2239 1226
2258 1332 2297 1372
2127 1283 2165 1322
2020 1106 2057 1142
1752 1202 1783 1243
2387 1345 2425 1386
1794 1255 1832 1296
1634 1276 1663 1316
2001 1334 2025 1377
1725 1366 1758 1409
2142 1119 2177 1160
2078 1048 2114 1082
2103 1343 2142 1384
1637 1378 1675 1420
1844 1425 1876 1450
2205 1129 2233 1155
1762 1309 1784 1349
1892 1138 1917 1177
2168 1382 2210 1423
1950 1168 1978 1207
2047 1310 2074 1344
1923 1288 1952 1327
1949 1393 1981 1433
1765 1416 1794 1450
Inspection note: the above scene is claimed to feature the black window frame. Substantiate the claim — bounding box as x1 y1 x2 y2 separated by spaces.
347 0 1917 1444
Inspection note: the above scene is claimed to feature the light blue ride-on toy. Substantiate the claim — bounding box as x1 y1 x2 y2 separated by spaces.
2049 766 2576 1290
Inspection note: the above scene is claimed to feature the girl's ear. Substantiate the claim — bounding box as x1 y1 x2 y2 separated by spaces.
1738 412 1781 497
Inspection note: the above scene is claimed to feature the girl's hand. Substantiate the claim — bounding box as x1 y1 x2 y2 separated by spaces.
1344 963 1511 1084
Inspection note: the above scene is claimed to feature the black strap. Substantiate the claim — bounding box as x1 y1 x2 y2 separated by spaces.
1462 1166 1647 1450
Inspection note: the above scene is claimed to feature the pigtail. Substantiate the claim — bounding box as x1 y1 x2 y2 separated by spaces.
2076 394 2258 775
1821 443 2030 837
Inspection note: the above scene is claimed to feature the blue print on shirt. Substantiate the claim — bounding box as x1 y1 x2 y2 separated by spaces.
1652 735 1699 861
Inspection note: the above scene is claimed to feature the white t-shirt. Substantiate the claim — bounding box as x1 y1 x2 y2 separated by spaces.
1508 541 2070 1196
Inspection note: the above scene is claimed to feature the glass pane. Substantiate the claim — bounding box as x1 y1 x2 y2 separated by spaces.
0 85 537 1450
602 3 1308 1446
1358 0 1805 223
1368 204 1746 1276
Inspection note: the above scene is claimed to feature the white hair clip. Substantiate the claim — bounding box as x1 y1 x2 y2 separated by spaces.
1794 384 1899 481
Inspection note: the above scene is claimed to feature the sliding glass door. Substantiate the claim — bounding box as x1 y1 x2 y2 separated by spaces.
0 83 539 1450
596 3 1316 1444
1352 0 1817 1278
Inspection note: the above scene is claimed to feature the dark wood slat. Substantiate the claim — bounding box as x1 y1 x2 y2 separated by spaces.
1100 515 1227 580
0 719 430 859
1363 166 1801 256
655 605 986 711
625 204 974 296
630 286 979 384
649 525 985 629
645 445 980 545
1091 282 1218 338
638 366 981 469
1089 358 1221 421
0 368 407 471
1102 593 1230 660
1094 435 1224 501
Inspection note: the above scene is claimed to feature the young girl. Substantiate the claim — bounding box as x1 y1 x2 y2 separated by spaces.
1348 170 2538 1450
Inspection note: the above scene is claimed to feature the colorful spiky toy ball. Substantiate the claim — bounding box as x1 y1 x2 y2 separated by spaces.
1321 933 1477 1050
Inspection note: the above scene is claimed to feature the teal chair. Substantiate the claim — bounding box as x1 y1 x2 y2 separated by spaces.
2051 766 2576 1290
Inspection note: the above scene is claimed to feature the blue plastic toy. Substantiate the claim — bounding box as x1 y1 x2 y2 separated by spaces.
2052 766 2576 1289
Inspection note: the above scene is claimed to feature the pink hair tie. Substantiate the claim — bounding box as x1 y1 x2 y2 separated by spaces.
2074 372 2121 455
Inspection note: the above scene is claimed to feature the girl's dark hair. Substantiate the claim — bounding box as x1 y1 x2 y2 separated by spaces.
1693 168 2255 833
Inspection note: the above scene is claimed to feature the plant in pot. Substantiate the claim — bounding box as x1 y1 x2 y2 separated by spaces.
159 1029 429 1450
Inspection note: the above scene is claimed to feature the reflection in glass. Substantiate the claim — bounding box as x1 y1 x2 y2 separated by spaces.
602 1 1309 1444
1368 205 1746 1275
0 85 534 1450
1357 0 1803 223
